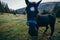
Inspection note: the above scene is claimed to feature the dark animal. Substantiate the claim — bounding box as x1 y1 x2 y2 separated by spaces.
25 0 56 39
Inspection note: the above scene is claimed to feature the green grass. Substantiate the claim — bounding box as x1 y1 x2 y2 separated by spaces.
0 13 60 40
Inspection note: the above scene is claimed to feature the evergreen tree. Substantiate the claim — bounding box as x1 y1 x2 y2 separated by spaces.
0 0 10 14
0 1 4 14
4 3 9 13
53 3 60 18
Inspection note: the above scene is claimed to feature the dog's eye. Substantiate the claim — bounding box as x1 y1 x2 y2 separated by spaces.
30 7 35 12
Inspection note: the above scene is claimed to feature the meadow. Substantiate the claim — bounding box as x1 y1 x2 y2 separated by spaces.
0 13 60 40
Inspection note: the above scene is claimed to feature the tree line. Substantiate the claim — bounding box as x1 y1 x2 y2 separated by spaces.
0 1 10 14
0 1 16 15
53 4 60 18
42 4 60 18
0 0 60 17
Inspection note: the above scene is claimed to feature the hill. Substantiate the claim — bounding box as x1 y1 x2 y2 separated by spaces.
16 2 60 13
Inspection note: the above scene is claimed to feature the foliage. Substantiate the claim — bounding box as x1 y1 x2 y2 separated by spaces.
41 3 60 18
0 1 4 14
0 1 10 14
53 4 60 18
4 4 10 13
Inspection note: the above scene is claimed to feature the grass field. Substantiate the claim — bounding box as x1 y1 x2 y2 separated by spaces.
0 13 60 40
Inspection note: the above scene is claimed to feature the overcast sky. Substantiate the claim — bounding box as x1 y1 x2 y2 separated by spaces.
1 0 60 10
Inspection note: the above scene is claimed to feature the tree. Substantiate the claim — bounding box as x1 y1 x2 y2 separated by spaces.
4 3 9 13
53 3 60 18
56 6 60 18
0 0 10 14
0 1 4 14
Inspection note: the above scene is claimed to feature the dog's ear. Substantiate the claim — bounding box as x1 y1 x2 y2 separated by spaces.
25 0 30 5
37 0 42 6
